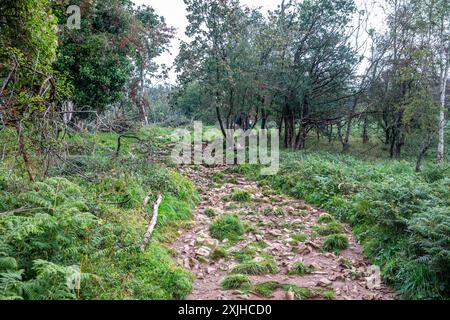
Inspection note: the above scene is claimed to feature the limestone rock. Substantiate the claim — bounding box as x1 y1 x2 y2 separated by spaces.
195 246 211 257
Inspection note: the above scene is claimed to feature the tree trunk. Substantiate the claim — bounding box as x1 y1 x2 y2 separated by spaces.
295 126 307 150
278 116 283 138
139 62 149 125
343 98 358 152
216 105 227 138
328 124 333 143
261 108 268 130
437 51 448 164
416 143 430 173
362 117 369 144
337 122 343 146
283 101 294 149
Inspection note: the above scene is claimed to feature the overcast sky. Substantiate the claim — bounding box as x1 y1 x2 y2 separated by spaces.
133 0 384 84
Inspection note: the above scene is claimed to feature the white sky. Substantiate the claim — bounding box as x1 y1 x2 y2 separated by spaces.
133 0 385 84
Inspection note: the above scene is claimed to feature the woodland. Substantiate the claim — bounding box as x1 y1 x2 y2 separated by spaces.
0 0 449 300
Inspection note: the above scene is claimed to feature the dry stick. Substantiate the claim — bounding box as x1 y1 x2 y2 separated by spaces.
140 193 163 252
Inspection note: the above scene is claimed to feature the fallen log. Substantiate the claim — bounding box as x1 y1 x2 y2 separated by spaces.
140 193 163 252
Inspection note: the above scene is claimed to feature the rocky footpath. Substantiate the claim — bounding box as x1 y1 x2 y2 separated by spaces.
172 164 394 300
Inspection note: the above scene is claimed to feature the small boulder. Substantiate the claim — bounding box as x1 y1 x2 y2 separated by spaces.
195 246 212 257
286 289 295 300
318 278 333 287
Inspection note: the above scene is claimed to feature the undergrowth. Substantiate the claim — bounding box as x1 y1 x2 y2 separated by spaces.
233 151 450 299
0 126 198 300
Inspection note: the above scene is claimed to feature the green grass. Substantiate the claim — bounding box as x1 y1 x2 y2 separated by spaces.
291 232 308 242
253 281 282 297
209 215 245 241
211 246 229 260
0 127 199 300
274 207 286 216
231 190 251 202
220 274 252 290
282 285 314 300
288 262 315 276
322 234 349 253
317 213 335 224
321 289 336 300
227 176 238 184
231 256 278 275
212 172 225 184
204 207 216 217
233 247 257 263
313 221 344 236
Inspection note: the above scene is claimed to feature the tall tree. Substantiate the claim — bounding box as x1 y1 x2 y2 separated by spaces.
435 0 450 164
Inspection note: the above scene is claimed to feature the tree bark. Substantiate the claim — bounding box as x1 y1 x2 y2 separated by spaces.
261 108 268 130
437 51 448 164
139 62 149 125
343 98 358 152
362 116 369 144
216 105 227 138
416 143 430 173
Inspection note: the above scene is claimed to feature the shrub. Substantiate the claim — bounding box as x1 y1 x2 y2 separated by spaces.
209 215 245 240
0 130 199 300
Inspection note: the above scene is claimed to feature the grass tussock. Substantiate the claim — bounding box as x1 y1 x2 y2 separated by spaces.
209 215 245 241
231 256 278 275
220 274 252 290
288 262 316 276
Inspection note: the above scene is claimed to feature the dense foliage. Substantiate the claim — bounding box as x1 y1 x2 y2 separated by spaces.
232 151 450 299
1 0 449 301
0 127 198 300
173 0 449 169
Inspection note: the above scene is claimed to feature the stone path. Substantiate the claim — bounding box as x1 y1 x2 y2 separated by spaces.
172 164 394 300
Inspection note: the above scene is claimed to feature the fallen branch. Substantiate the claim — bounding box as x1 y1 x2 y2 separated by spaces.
140 193 163 252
